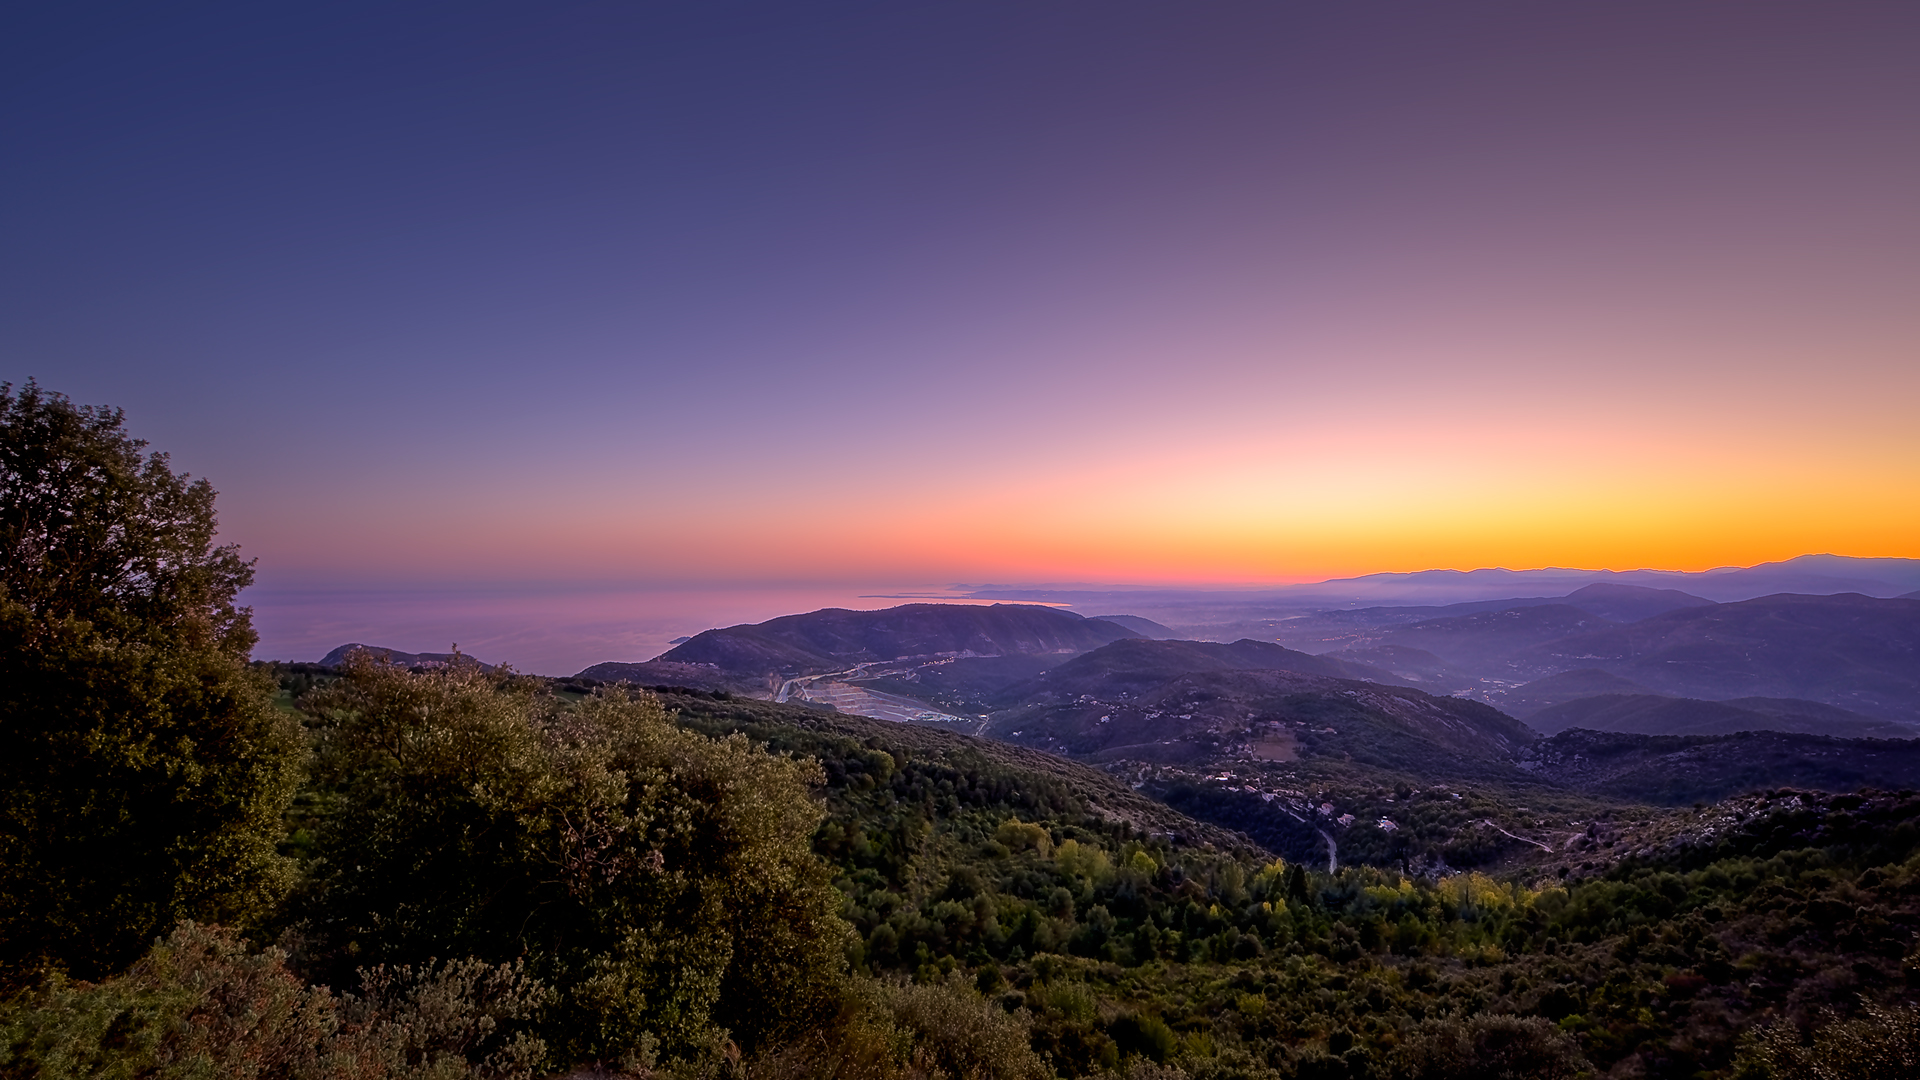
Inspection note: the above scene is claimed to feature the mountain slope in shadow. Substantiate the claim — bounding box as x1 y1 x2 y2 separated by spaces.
1525 693 1913 739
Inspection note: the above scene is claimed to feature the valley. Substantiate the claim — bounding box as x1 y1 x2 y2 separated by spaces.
495 580 1920 886
278 564 1920 1080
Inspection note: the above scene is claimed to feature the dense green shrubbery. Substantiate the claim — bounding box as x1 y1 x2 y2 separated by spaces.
1737 1001 1920 1079
660 691 1920 1080
287 655 850 1064
0 922 545 1079
9 657 1920 1079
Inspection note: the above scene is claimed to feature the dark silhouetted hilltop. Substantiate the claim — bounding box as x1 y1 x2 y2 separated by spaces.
657 602 1140 675
1556 582 1715 623
318 643 492 669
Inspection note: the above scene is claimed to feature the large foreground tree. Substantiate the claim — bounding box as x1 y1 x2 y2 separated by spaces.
0 381 301 986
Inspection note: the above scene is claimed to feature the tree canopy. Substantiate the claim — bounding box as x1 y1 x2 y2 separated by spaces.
0 381 300 986
290 655 852 1063
0 380 254 653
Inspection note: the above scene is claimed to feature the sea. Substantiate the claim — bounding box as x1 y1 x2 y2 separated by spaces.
243 581 1052 676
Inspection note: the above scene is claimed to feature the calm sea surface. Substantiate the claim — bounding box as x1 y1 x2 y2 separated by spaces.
244 583 1028 676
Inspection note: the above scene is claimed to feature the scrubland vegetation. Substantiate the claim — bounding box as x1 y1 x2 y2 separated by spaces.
5 381 1920 1079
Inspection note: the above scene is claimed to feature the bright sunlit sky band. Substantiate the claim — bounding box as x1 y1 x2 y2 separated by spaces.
5 2 1917 656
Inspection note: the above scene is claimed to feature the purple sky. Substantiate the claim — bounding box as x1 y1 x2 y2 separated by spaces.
6 3 1917 670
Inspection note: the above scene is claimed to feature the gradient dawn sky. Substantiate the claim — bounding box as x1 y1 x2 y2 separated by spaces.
5 3 1918 668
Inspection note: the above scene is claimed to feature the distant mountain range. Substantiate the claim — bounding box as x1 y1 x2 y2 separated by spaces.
305 555 1920 817
1291 553 1920 605
1265 587 1920 731
962 554 1920 609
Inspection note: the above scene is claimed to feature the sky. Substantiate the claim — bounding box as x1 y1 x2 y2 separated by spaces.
5 3 1918 669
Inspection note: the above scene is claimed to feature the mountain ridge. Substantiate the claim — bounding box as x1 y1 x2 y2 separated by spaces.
657 602 1141 675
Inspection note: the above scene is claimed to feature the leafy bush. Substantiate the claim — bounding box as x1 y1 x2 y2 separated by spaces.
291 658 851 1064
0 922 544 1079
879 976 1049 1080
1737 1002 1920 1080
1388 1014 1587 1080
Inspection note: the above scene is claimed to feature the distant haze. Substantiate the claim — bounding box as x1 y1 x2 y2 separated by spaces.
256 555 1920 675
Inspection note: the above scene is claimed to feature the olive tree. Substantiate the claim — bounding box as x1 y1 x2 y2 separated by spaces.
0 381 301 986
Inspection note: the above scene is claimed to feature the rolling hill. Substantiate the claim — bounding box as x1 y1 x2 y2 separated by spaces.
1266 583 1712 657
1519 593 1920 723
1370 603 1622 674
983 638 1534 774
1492 668 1660 717
655 602 1142 675
1523 693 1912 739
318 643 493 669
1552 582 1716 623
1521 727 1920 804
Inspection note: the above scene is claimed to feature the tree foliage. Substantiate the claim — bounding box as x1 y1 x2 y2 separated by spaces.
0 382 299 986
0 923 546 1080
1737 1002 1920 1080
0 380 254 651
290 656 851 1064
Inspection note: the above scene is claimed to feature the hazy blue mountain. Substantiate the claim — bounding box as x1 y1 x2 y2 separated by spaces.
1088 613 1179 639
966 554 1920 612
1524 692 1912 739
1320 644 1482 691
1555 582 1715 623
1497 668 1663 717
1522 727 1920 804
1371 604 1621 674
1520 593 1920 723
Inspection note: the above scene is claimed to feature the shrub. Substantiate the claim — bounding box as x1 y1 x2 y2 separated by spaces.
1737 1002 1920 1080
1389 1014 1587 1080
293 659 851 1064
0 922 544 1079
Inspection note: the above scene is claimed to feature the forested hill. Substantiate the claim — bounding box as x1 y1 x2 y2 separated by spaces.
1006 637 1409 692
657 602 1142 674
651 687 1260 854
622 687 1920 1080
1516 592 1920 723
981 638 1533 771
